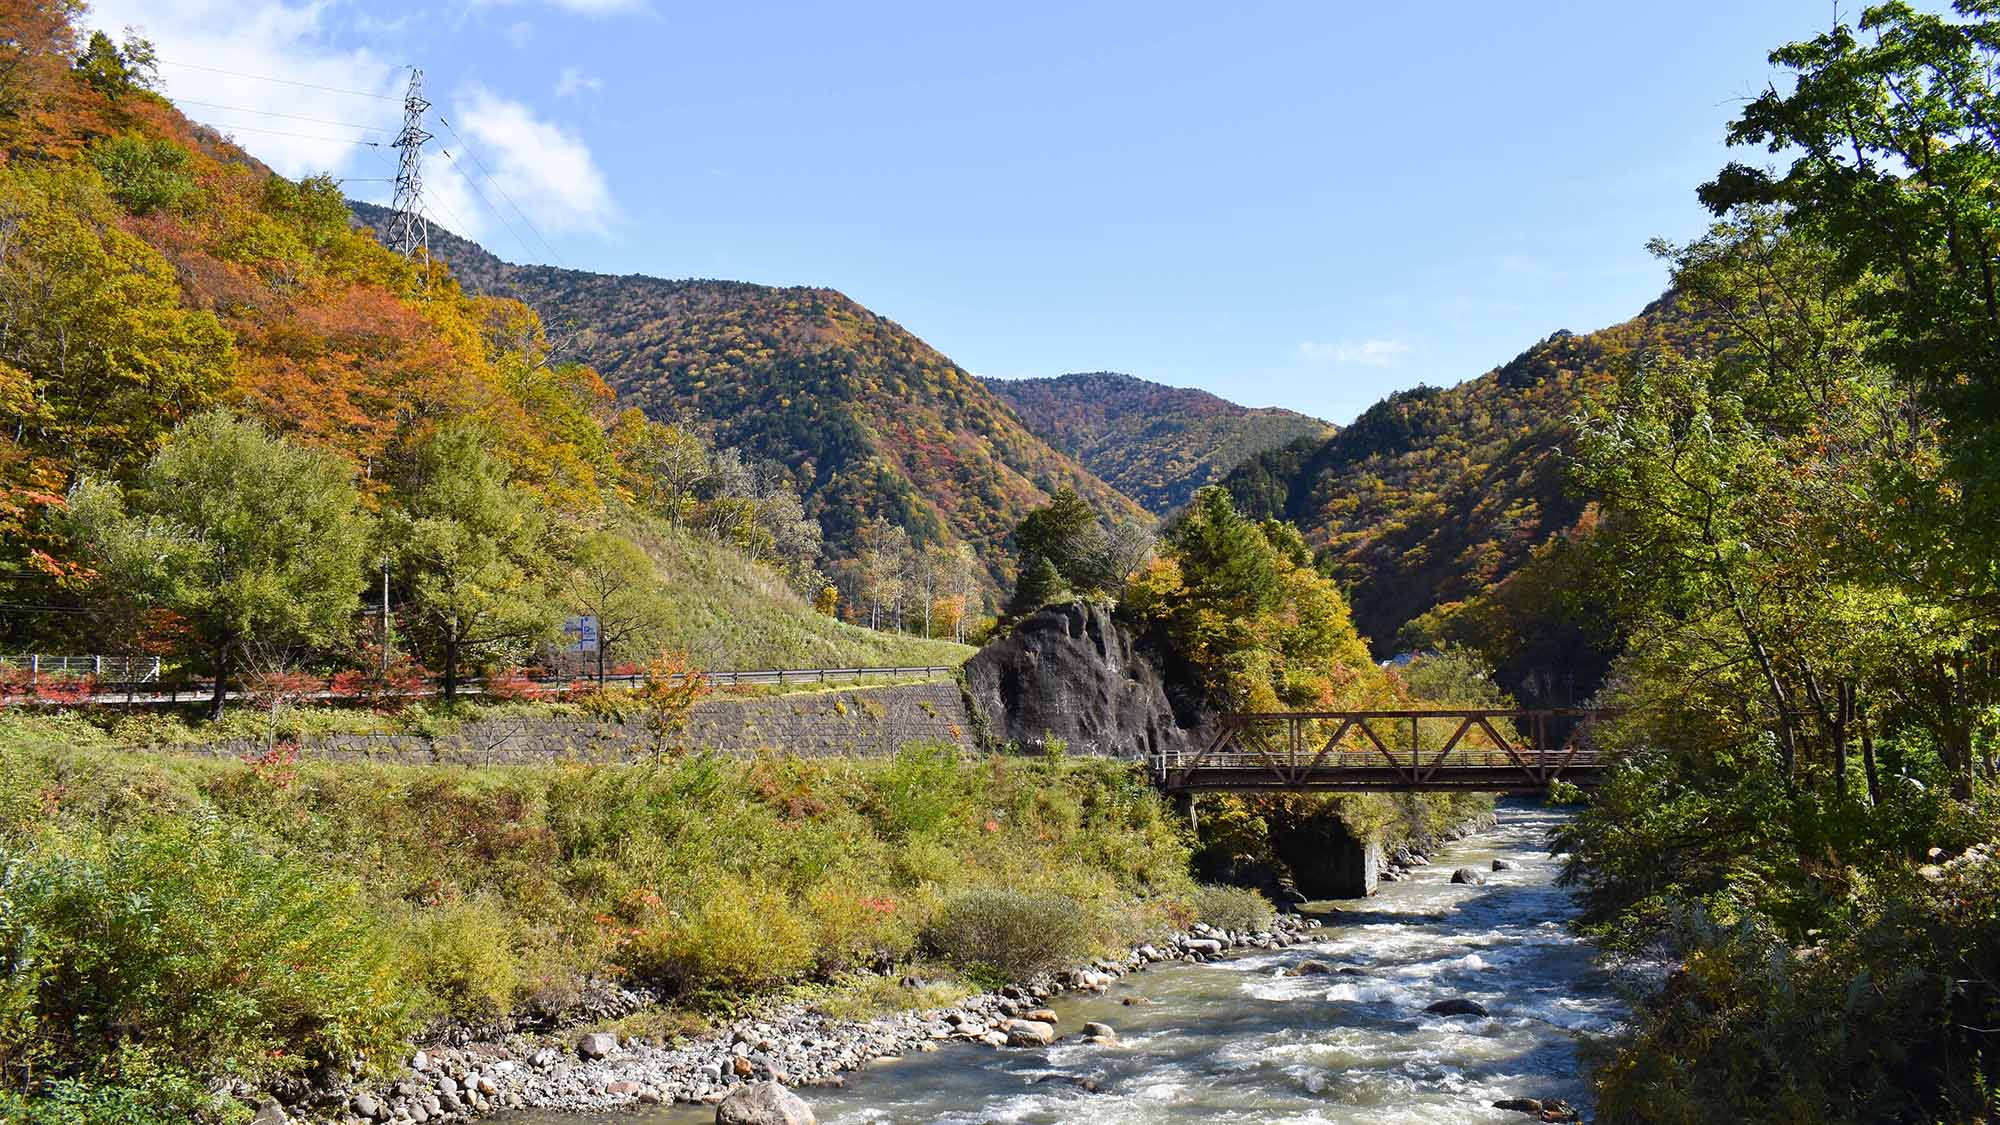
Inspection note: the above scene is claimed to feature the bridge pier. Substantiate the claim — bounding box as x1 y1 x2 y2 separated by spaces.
1270 814 1380 899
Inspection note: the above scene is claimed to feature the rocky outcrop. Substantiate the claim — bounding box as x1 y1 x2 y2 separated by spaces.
963 601 1200 759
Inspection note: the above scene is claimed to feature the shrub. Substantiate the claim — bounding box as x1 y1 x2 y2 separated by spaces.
397 897 524 1022
868 741 966 840
0 815 416 1093
1188 883 1275 934
805 881 919 974
625 877 814 995
923 888 1094 985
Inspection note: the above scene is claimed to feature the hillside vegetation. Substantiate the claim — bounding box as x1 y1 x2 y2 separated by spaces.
983 371 1327 514
0 13 944 699
356 202 1150 593
1220 306 1687 700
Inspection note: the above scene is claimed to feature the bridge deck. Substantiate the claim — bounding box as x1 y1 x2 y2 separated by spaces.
1150 709 1611 794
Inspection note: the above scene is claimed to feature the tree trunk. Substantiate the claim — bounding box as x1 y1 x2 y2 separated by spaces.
443 637 459 704
206 639 229 721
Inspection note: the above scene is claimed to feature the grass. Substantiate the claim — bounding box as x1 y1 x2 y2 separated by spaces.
0 739 1193 1117
637 529 973 671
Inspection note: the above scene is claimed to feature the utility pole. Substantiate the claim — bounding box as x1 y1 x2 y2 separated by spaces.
379 557 392 674
388 67 432 270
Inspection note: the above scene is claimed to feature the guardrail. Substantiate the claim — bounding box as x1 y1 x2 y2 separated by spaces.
2 654 161 682
0 664 960 707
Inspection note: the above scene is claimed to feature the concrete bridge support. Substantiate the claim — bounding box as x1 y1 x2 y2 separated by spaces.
1270 813 1380 899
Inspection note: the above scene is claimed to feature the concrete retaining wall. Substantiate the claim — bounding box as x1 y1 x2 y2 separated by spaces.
168 681 976 766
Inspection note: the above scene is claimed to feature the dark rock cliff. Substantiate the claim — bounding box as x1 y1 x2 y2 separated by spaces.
963 600 1202 759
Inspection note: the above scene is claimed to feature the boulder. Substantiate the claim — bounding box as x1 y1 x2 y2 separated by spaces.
1081 1021 1119 1045
351 1093 384 1120
1491 858 1522 871
963 600 1203 759
1449 867 1486 885
1424 998 1490 1018
576 1031 618 1060
1001 1019 1057 1047
716 1080 816 1125
248 1100 289 1125
1291 959 1335 975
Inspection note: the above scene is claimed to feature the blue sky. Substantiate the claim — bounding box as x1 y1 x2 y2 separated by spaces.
92 0 1897 423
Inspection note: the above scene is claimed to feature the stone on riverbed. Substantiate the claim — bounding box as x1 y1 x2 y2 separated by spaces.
576 1032 618 1060
1001 1019 1056 1047
1424 998 1490 1018
1492 858 1522 871
1449 867 1487 885
1291 959 1335 975
1081 1021 1118 1045
716 1080 816 1125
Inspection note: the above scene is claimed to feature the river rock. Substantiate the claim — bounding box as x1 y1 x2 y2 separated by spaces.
716 1080 816 1125
1023 1008 1059 1024
576 1032 618 1060
1121 996 1152 1006
1183 938 1223 955
1001 1019 1056 1047
1424 998 1490 1018
248 1099 289 1125
351 1092 383 1120
1449 867 1487 885
1492 858 1522 871
1291 959 1335 975
1081 1021 1118 1045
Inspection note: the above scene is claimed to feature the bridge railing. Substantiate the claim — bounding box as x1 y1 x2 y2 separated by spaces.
1152 708 1615 792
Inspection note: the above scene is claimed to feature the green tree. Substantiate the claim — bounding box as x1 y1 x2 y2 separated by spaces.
387 424 560 702
1007 555 1069 618
566 529 667 684
63 411 370 718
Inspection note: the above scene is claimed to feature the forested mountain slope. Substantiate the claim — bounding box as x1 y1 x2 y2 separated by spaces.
983 371 1328 514
353 203 1149 589
0 26 960 672
1222 301 1680 666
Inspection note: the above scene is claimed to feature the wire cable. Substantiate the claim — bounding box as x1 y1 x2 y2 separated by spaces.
196 120 383 146
173 98 389 132
436 114 566 267
438 146 535 261
156 58 400 100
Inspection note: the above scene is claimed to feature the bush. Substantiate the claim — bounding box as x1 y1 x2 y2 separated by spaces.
924 888 1094 984
0 815 417 1093
625 877 814 995
397 897 524 1022
805 881 920 974
868 741 966 840
1189 883 1275 933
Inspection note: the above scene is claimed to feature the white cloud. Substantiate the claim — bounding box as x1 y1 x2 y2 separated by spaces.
504 19 534 48
86 0 403 181
554 66 602 97
437 86 616 244
1297 338 1411 367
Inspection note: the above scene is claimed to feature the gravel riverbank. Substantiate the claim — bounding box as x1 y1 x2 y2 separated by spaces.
299 915 1324 1124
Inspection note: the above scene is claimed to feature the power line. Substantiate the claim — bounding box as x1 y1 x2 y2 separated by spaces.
438 145 536 261
197 120 383 146
173 98 389 132
435 114 566 267
156 57 399 101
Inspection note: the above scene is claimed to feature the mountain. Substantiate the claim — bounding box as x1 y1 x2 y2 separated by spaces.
982 372 1329 514
352 203 1149 592
1221 303 1681 687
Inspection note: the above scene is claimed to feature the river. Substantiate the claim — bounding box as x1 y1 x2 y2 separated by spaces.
518 800 1621 1124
